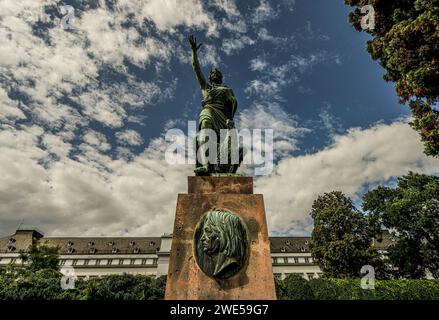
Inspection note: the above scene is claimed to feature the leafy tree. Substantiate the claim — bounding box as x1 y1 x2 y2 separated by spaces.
363 172 439 278
344 0 439 156
310 191 384 278
19 241 60 272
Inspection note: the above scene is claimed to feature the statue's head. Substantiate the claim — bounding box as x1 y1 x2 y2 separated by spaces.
209 68 223 84
200 210 246 260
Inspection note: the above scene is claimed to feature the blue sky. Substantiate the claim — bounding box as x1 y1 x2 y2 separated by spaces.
0 0 437 237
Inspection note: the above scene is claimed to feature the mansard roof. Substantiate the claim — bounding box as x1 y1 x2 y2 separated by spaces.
43 237 162 255
269 237 311 253
0 230 161 255
1 229 392 254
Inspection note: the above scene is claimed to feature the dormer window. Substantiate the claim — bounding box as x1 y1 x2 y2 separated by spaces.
108 241 115 246
88 241 94 247
7 245 15 252
67 247 75 254
149 241 155 246
134 247 140 254
111 247 118 254
129 241 135 246
89 247 96 254
285 240 291 246
280 247 287 253
67 241 74 247
8 238 16 244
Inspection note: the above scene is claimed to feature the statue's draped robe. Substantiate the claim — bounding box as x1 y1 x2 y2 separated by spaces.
200 84 237 133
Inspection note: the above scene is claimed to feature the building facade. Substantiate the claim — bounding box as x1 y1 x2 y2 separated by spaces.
0 228 393 280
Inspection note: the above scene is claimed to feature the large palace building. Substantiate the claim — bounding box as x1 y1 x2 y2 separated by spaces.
0 228 393 280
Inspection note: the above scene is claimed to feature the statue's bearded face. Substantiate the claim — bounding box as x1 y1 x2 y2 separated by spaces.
200 225 220 256
209 69 223 84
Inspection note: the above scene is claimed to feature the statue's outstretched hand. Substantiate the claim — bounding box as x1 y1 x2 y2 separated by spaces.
188 35 202 52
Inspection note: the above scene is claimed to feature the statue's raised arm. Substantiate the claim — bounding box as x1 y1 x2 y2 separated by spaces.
188 35 208 90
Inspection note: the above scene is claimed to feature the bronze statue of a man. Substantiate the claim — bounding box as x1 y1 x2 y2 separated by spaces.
188 35 242 175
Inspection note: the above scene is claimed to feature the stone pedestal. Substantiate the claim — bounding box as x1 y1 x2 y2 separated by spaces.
165 176 276 300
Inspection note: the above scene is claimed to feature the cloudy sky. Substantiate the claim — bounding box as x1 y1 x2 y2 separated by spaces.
1 0 438 237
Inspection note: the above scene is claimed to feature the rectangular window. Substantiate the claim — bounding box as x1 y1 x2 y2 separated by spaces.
72 260 78 266
119 259 124 265
305 257 310 263
130 259 135 265
95 259 101 266
107 259 112 265
294 257 299 264
134 259 142 265
272 258 278 264
84 260 89 266
283 257 288 264
141 259 147 265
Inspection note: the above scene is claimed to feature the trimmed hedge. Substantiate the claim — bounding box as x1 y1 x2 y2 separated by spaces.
0 270 166 300
1 269 438 300
76 274 166 300
277 274 439 300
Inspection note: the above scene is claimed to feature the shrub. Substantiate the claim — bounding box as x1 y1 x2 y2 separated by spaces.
278 274 314 300
0 270 166 300
0 269 66 300
307 278 439 300
71 274 166 300
1 268 438 300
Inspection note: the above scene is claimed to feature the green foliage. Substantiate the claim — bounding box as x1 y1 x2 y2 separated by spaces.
310 191 384 278
410 100 439 156
2 266 438 300
277 276 439 300
0 269 67 300
76 274 166 300
363 172 439 278
344 0 439 156
0 269 166 300
310 278 439 300
277 274 314 300
309 278 370 300
19 241 60 272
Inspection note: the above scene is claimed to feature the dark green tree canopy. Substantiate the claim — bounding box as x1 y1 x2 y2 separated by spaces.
363 172 439 278
19 241 60 272
345 0 439 156
310 191 382 278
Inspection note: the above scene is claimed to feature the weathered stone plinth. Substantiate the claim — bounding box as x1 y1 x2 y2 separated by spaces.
165 176 276 300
